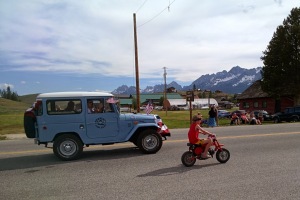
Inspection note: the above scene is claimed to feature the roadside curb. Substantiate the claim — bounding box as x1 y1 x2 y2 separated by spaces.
4 134 27 140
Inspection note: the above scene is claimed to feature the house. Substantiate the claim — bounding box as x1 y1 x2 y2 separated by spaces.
237 80 295 114
133 93 183 105
166 98 218 109
118 93 183 109
167 87 177 93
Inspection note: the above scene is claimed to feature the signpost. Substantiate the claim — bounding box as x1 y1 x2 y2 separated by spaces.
186 91 194 124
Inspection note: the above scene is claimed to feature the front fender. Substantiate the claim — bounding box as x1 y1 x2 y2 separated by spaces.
125 123 159 141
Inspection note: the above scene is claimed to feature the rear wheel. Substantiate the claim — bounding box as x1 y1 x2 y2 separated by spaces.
273 117 279 123
181 151 196 167
216 148 230 163
137 129 162 154
53 134 83 161
291 116 298 122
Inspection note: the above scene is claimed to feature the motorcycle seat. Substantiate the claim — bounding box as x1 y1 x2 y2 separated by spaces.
187 143 202 147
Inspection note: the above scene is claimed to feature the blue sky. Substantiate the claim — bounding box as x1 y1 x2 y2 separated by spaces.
0 0 298 95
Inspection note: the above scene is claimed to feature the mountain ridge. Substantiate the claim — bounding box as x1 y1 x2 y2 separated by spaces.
112 66 262 95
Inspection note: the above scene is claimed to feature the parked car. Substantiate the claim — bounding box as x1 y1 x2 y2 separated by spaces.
252 110 272 121
272 106 300 123
218 110 231 118
120 107 130 112
155 106 163 110
24 91 170 161
177 105 190 110
169 105 180 111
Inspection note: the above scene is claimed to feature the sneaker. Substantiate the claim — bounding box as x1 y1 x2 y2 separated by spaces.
201 153 211 159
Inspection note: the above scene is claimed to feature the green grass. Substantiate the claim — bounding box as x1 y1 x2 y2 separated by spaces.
0 97 274 139
151 109 234 128
0 114 25 135
0 98 31 136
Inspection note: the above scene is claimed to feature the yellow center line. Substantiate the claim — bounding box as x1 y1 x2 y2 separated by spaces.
164 131 300 143
1 131 300 155
0 149 51 155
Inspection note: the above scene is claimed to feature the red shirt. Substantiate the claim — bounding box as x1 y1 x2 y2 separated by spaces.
188 123 200 144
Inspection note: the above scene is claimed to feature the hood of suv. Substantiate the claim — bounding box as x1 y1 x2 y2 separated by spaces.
122 113 157 123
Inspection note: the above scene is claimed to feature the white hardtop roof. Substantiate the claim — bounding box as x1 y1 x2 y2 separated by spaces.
37 91 113 98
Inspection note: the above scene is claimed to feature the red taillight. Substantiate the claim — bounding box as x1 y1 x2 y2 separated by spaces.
34 100 42 110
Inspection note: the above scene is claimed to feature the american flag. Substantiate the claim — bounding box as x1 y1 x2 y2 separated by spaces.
145 100 153 115
106 97 119 103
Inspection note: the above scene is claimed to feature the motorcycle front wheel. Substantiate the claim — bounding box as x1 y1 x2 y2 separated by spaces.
181 151 196 167
216 148 230 163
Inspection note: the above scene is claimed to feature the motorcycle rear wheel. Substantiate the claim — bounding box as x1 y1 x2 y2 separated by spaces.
181 151 196 167
216 148 230 163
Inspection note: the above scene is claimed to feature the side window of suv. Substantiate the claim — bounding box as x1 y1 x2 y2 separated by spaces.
47 99 82 115
104 102 115 112
87 99 104 114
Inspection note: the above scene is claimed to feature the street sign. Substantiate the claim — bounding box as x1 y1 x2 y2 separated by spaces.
186 91 194 102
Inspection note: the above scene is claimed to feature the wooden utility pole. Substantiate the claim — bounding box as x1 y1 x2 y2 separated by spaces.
163 67 168 116
133 13 140 113
186 91 194 124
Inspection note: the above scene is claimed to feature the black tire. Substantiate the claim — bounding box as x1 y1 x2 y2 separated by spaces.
291 116 298 122
216 148 230 163
53 134 83 161
137 129 162 154
273 117 279 123
181 151 196 167
24 111 36 138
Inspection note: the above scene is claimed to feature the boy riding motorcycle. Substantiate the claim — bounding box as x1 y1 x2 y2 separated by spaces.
188 115 213 159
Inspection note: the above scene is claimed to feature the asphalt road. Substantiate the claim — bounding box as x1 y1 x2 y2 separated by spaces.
1 123 300 200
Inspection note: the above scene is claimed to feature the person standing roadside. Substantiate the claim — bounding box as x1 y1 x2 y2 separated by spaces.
208 105 217 128
215 106 219 126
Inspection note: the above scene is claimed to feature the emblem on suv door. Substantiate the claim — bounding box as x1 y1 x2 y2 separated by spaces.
95 117 106 128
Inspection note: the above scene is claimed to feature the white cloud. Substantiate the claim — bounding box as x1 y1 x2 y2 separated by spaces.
0 0 298 94
0 83 14 90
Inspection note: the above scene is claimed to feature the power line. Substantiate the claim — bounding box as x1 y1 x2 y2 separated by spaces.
135 0 148 13
138 0 176 28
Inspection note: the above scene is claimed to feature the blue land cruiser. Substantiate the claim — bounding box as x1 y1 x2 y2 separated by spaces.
24 92 170 161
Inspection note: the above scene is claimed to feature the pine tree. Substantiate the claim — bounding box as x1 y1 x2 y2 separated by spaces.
0 86 19 101
261 7 300 103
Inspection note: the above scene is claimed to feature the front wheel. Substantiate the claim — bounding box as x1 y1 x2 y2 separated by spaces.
137 130 162 154
53 134 83 161
216 148 230 163
181 151 196 167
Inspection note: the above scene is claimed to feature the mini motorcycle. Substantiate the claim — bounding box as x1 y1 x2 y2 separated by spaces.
181 134 230 167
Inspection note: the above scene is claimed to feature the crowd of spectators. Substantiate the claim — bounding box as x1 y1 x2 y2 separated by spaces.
230 111 263 125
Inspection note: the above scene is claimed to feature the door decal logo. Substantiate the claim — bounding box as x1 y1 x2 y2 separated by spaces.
95 117 106 128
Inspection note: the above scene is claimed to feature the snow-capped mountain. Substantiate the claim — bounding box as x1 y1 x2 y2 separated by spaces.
183 66 262 93
112 66 262 95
